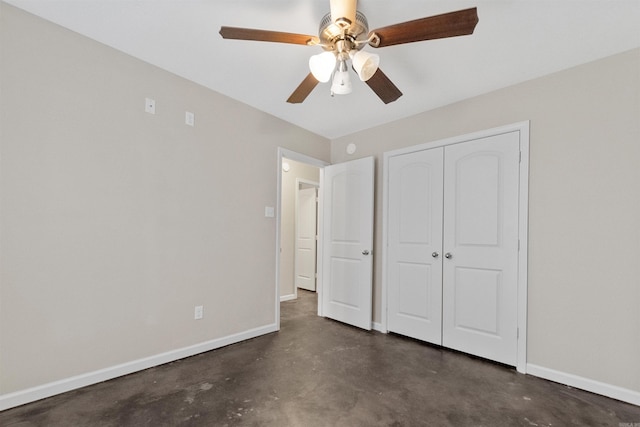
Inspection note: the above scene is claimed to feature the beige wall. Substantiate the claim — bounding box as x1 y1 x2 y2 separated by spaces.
2 0 638 405
332 48 640 393
279 160 320 298
0 3 329 395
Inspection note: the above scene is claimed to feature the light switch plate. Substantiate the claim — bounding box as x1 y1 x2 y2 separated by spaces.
194 305 203 320
185 111 194 126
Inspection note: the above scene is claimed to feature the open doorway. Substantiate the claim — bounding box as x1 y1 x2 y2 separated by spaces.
279 160 319 302
276 149 376 331
275 148 328 328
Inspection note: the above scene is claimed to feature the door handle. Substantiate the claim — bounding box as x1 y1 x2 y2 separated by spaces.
444 252 453 259
432 252 439 258
362 250 370 255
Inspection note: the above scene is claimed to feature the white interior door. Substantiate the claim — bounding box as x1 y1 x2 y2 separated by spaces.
321 157 374 330
387 148 444 343
295 185 318 291
441 132 520 366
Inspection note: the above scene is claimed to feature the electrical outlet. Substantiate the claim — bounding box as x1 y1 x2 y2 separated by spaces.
194 305 203 320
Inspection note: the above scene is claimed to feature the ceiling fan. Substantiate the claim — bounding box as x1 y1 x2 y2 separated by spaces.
219 0 478 104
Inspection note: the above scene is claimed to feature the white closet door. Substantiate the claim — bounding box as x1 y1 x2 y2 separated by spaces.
387 149 444 343
441 132 520 366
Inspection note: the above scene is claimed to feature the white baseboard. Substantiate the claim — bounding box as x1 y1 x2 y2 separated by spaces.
527 363 640 406
0 323 278 411
280 294 296 302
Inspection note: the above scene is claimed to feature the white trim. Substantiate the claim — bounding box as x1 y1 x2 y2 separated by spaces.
381 147 390 334
295 178 319 189
516 122 530 374
280 294 296 302
275 148 329 328
278 149 329 170
382 121 530 373
372 322 386 333
382 121 531 156
527 364 640 406
316 167 325 317
0 323 278 411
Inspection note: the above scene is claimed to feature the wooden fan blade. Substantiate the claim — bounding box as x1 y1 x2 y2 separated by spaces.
287 73 320 104
364 68 402 104
369 8 478 48
219 27 319 46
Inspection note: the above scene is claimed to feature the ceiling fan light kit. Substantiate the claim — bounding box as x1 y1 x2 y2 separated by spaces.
331 59 353 95
309 51 337 83
351 50 380 82
219 1 478 104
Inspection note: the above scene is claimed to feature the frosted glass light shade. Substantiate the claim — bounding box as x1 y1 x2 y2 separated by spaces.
309 52 337 83
330 0 356 25
351 50 380 81
331 69 352 95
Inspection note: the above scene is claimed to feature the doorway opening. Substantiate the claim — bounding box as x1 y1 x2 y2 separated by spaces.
276 149 375 332
279 162 319 302
275 148 328 329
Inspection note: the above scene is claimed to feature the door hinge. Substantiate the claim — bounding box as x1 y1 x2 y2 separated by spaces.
519 151 522 163
518 239 520 251
517 328 519 339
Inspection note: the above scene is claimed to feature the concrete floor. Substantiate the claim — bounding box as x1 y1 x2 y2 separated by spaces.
2 290 639 426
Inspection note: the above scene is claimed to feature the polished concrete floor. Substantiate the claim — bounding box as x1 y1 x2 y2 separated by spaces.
2 290 639 426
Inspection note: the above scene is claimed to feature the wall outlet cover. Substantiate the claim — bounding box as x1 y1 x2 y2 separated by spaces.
194 305 203 320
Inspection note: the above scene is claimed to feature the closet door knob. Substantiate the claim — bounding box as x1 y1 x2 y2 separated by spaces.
362 250 370 255
432 252 439 258
444 253 453 259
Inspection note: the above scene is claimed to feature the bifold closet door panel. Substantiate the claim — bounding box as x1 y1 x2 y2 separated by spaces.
441 132 520 366
387 148 444 343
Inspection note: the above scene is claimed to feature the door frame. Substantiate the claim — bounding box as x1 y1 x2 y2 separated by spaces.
293 178 319 297
276 148 329 330
382 121 530 373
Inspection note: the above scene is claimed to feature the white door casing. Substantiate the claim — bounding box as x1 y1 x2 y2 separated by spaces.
387 148 444 343
295 184 318 291
442 132 520 366
321 157 374 330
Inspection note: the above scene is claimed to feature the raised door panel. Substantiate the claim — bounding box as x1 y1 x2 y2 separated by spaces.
387 149 444 343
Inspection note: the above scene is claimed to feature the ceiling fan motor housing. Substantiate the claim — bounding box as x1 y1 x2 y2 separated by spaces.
319 11 369 53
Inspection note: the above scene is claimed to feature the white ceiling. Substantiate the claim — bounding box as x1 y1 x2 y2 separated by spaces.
5 0 640 139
